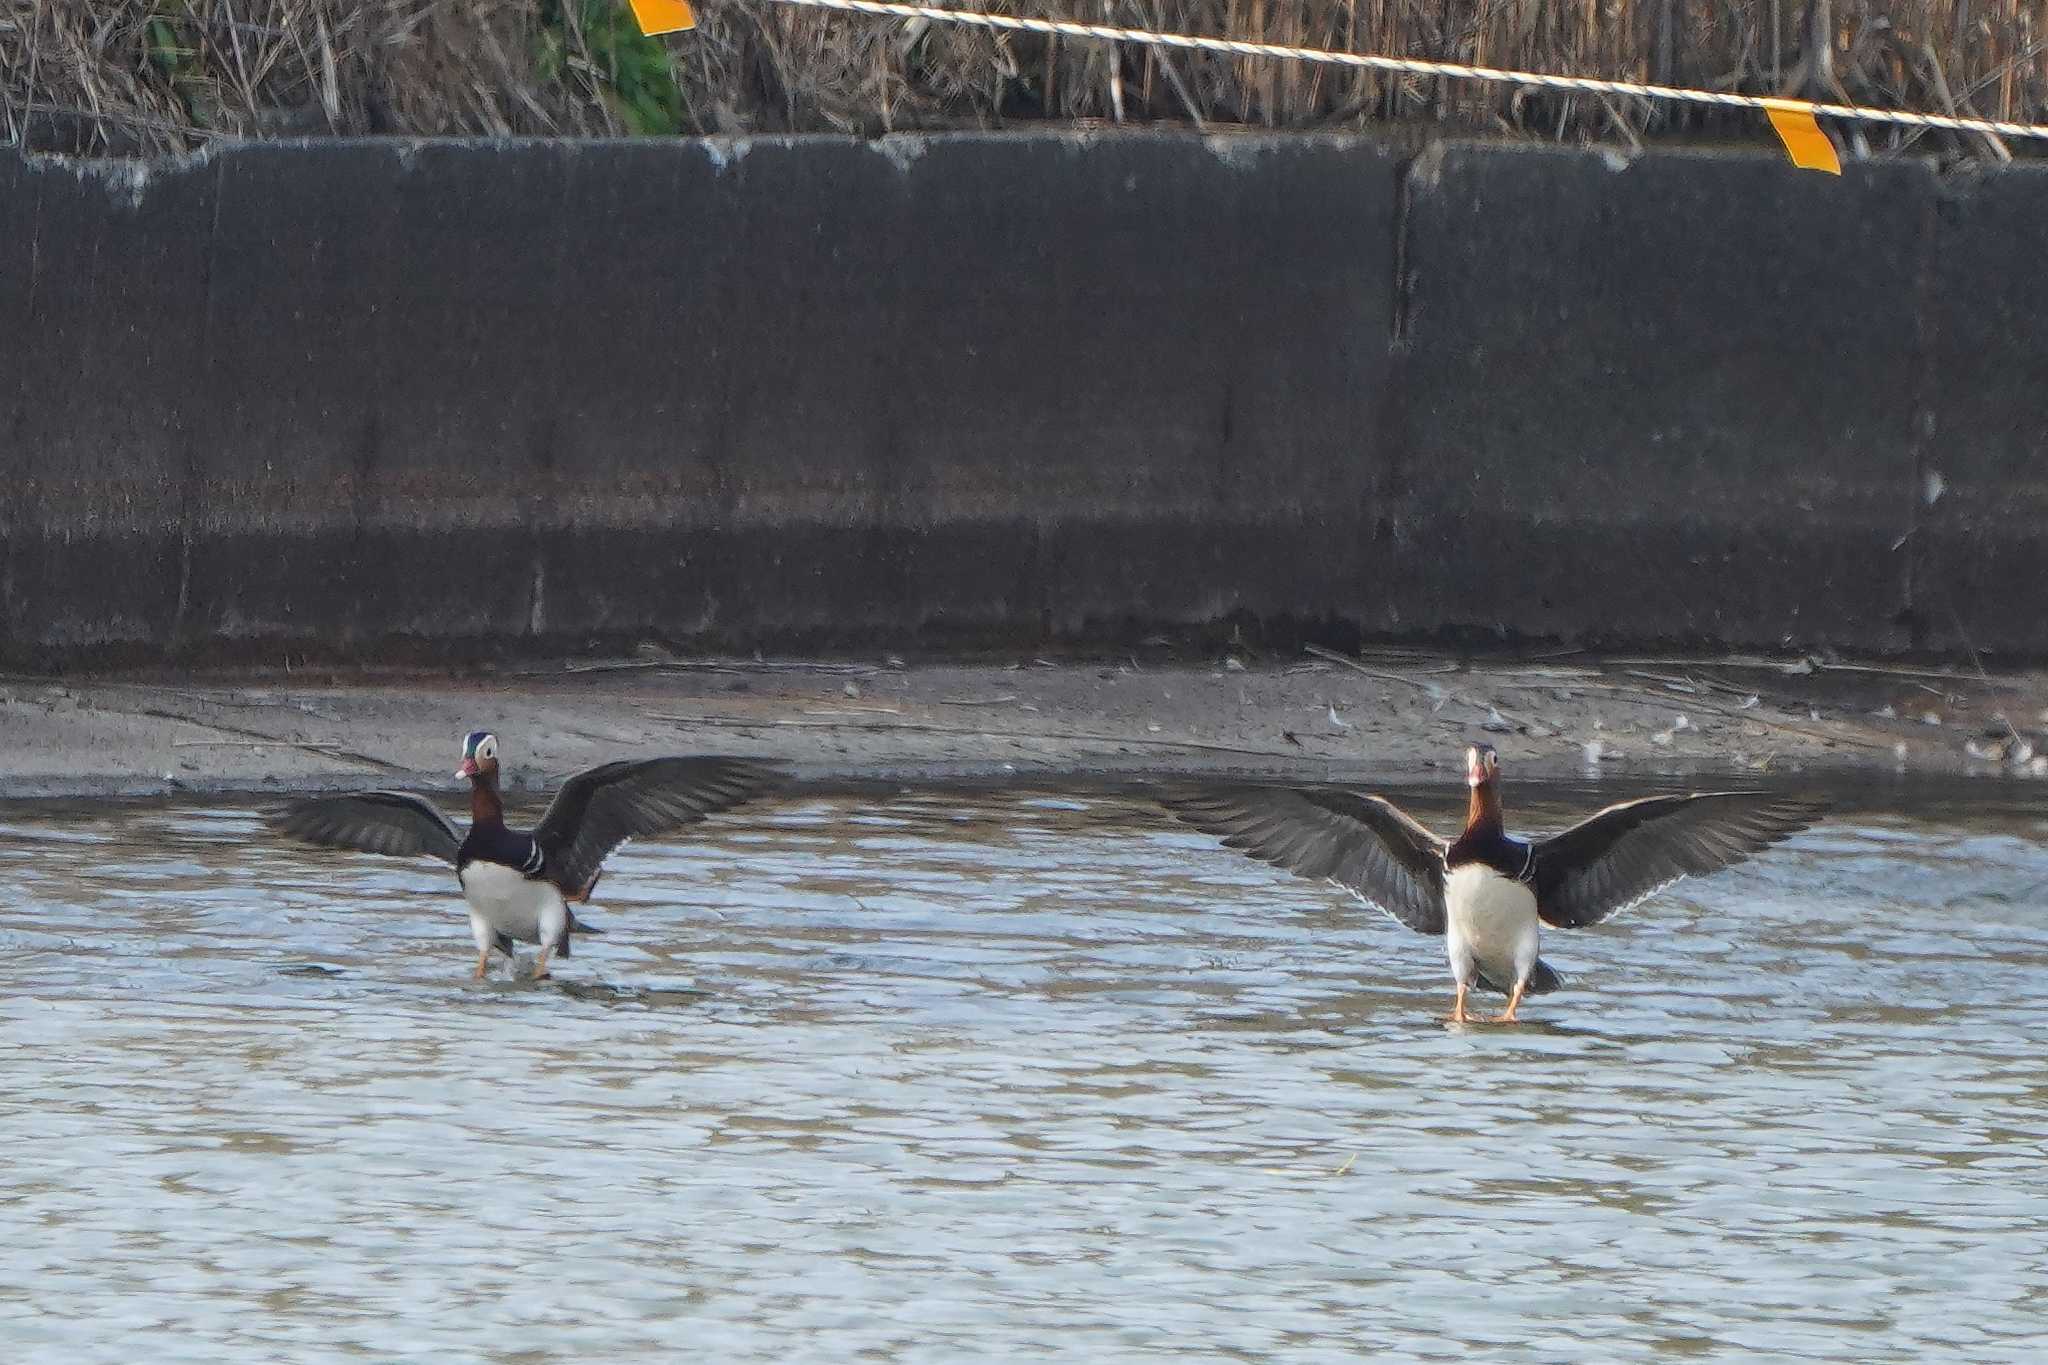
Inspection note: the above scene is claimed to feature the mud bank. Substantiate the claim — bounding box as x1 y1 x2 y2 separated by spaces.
4 648 2045 801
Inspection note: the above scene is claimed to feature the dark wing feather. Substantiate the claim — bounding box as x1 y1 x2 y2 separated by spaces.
268 791 462 864
533 756 783 897
1160 786 1448 935
1532 791 1827 928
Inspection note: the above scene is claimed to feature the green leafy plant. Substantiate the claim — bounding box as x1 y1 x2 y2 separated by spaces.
538 0 684 136
145 6 217 129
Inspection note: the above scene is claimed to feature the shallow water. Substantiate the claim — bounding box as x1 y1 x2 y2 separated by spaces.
3 782 2047 1361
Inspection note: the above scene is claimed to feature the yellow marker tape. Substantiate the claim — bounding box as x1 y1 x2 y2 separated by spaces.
1762 100 1841 175
629 0 697 34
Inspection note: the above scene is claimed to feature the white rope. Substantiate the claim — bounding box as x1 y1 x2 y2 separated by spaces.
753 0 2048 142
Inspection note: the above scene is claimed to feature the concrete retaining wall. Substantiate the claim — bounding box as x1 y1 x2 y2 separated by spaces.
1 133 2042 664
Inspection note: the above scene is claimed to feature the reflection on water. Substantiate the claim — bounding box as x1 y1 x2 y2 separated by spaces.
3 785 2047 1361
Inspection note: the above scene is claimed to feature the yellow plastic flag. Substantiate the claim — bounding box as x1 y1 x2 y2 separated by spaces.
1761 100 1841 175
628 0 696 34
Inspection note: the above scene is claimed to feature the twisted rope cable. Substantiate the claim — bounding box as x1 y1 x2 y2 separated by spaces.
755 0 2048 142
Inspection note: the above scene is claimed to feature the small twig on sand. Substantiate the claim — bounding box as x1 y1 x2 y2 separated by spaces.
1818 661 2007 684
516 658 889 678
129 707 409 773
1302 643 1459 685
520 660 673 676
1466 666 1604 681
646 712 1294 759
1600 654 1813 672
1602 653 1993 685
172 739 343 749
1622 667 1786 703
1939 594 2025 747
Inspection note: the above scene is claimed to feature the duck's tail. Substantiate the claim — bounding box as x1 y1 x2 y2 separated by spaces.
554 909 603 958
1477 959 1565 996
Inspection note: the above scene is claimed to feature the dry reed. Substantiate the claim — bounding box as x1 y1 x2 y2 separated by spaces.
2 0 2042 157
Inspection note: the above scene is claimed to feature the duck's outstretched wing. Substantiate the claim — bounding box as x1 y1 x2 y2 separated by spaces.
1531 792 1828 929
533 756 784 898
268 791 463 864
1160 786 1449 935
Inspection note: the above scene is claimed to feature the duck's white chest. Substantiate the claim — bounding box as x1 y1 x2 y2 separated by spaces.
457 860 564 942
1443 863 1540 983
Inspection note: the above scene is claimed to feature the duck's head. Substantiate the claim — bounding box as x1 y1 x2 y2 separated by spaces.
456 730 500 781
1465 743 1499 788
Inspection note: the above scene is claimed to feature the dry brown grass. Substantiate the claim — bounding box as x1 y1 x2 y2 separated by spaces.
3 0 2042 157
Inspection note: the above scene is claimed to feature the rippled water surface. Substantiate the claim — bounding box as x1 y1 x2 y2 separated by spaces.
4 782 2048 1361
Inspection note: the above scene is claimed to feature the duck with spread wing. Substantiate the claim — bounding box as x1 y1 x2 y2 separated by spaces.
1162 744 1826 1023
271 731 783 981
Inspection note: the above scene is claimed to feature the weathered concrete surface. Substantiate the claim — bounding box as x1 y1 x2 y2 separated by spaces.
7 157 217 652
1918 164 2048 656
528 135 1398 646
1392 147 1932 651
0 134 2040 665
